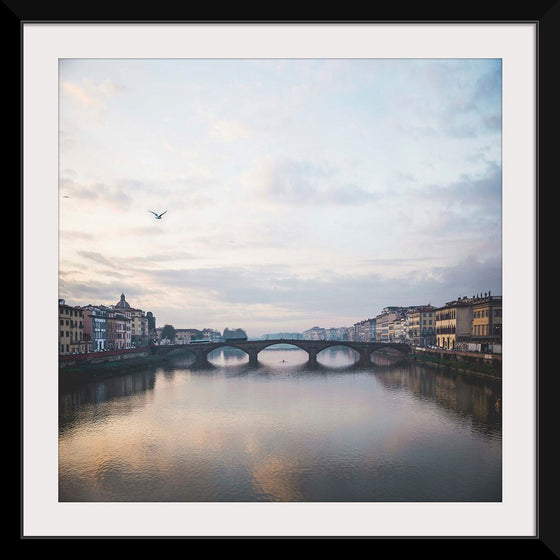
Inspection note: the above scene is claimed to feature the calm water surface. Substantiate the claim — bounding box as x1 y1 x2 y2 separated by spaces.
59 346 502 502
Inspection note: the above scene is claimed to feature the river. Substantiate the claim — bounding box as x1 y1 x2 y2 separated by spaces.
58 345 502 502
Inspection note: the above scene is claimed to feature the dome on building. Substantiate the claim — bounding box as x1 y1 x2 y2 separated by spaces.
115 293 130 309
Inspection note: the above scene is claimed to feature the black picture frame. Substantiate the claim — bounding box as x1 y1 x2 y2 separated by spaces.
13 4 554 550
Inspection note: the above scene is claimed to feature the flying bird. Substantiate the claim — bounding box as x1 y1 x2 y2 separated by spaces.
148 210 167 219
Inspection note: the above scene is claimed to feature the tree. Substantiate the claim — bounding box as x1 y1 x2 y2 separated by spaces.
223 328 247 340
146 311 156 331
161 324 176 343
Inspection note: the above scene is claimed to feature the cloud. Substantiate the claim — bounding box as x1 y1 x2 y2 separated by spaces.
58 278 132 306
59 252 502 336
77 251 115 268
424 161 502 211
61 81 104 109
210 120 252 141
141 256 501 319
60 79 123 109
59 173 216 215
241 157 378 206
59 177 133 210
387 60 501 142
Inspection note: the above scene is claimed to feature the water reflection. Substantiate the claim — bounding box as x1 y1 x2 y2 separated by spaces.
316 345 360 367
207 346 249 366
59 347 502 502
258 345 310 367
374 363 502 439
59 369 157 434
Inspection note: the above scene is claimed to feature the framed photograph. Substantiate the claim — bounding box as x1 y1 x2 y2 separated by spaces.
20 17 545 542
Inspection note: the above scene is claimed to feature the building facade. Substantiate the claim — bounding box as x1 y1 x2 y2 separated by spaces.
436 297 474 350
375 307 405 342
408 305 437 347
391 315 409 343
468 293 502 353
82 305 108 352
202 328 222 342
353 318 375 342
302 326 327 340
174 329 193 345
59 299 89 355
326 327 349 341
129 308 149 347
106 310 131 350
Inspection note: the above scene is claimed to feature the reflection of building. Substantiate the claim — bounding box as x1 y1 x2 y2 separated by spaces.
59 299 90 355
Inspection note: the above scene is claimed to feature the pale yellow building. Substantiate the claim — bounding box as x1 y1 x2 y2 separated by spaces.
59 299 89 355
435 297 473 350
470 293 502 353
129 308 149 347
408 305 437 347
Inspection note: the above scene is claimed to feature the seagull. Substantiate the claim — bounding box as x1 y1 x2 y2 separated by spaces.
148 210 167 219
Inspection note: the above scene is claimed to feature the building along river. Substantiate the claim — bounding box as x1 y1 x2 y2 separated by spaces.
59 345 502 502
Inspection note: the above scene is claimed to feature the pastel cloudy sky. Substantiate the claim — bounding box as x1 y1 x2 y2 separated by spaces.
58 58 502 337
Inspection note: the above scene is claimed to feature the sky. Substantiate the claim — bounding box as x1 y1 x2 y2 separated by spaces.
58 58 502 337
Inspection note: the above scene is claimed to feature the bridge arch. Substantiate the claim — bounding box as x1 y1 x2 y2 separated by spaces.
255 340 316 354
315 343 364 366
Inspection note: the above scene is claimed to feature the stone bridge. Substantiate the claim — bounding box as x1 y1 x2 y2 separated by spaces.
151 338 410 366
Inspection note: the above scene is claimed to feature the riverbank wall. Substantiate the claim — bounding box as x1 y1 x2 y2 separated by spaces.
58 347 193 384
411 347 502 380
59 347 149 368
